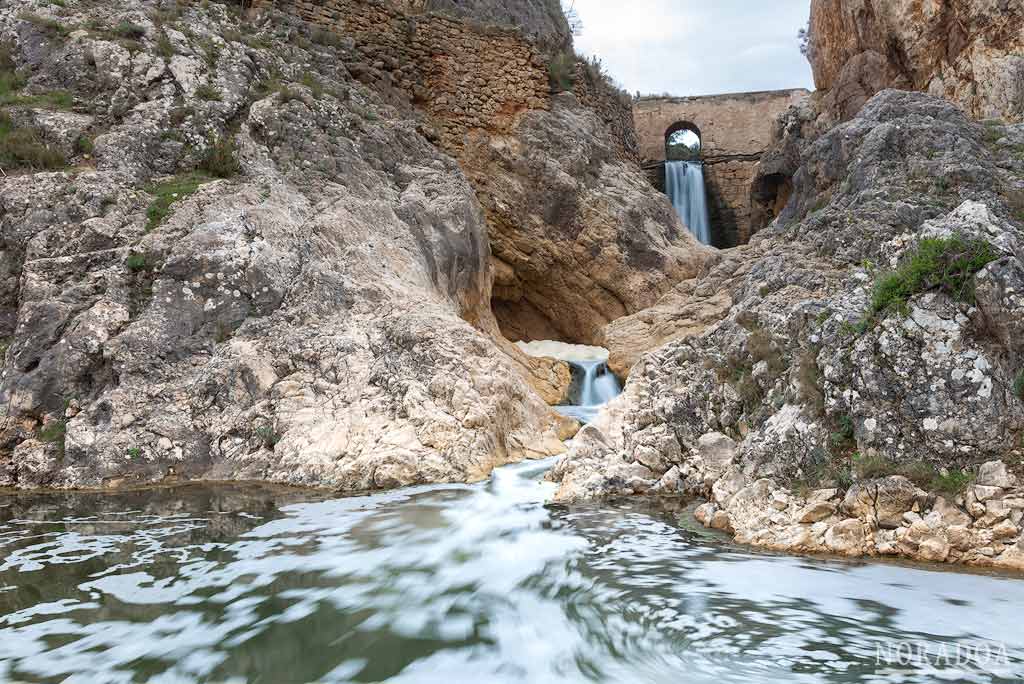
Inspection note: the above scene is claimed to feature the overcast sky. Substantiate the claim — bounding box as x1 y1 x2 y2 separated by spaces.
570 1 815 97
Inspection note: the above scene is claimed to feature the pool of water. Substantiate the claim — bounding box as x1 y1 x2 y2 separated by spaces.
1 458 1022 683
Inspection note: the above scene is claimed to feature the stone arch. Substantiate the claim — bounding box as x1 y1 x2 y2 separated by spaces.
665 121 702 161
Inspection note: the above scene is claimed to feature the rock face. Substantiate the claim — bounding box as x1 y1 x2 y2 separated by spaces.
0 0 697 491
809 0 1024 124
0 0 634 491
465 93 710 345
551 90 1024 571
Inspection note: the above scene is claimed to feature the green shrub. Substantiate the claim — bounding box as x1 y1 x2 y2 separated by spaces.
125 253 149 271
126 446 142 458
869 235 998 317
145 172 210 231
931 469 974 497
37 418 67 458
0 112 66 170
255 424 281 449
195 83 222 101
829 413 855 450
157 33 175 59
1014 370 1024 401
74 134 93 155
548 51 575 93
199 135 240 178
114 21 147 39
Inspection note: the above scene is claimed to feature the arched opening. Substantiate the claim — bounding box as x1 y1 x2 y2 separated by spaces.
665 121 701 161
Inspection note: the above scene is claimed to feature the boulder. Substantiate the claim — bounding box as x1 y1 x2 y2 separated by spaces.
797 501 836 524
825 519 866 555
842 476 928 530
976 460 1017 489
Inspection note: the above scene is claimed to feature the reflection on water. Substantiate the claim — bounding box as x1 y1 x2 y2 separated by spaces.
1 459 1022 683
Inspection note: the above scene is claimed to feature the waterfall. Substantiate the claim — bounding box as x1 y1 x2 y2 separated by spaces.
666 161 712 245
556 360 622 424
514 341 622 425
576 361 621 407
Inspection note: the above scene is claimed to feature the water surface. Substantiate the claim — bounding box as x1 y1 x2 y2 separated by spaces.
1 459 1022 683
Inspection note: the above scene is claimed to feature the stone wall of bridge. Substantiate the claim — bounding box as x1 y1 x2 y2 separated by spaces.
634 89 810 246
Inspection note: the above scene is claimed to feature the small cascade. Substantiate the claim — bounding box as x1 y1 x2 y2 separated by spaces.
666 160 712 245
515 341 623 424
576 360 621 407
558 360 622 424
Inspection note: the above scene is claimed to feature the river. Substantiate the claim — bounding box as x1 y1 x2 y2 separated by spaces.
1 458 1022 683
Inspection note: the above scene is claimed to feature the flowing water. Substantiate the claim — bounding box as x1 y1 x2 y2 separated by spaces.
666 160 712 245
555 360 622 424
1 459 1023 684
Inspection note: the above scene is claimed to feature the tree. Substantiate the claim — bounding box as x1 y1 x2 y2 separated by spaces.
562 0 583 37
798 21 812 59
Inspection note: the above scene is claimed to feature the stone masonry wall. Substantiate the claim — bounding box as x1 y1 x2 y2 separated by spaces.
573 63 640 164
250 0 550 151
634 89 810 246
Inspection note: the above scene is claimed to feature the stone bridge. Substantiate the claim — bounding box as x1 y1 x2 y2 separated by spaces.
634 88 810 247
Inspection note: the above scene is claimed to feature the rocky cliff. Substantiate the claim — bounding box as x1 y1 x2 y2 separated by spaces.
809 0 1024 124
553 90 1024 571
0 0 700 491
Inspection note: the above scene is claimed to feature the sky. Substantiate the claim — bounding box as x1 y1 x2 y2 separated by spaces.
569 1 815 97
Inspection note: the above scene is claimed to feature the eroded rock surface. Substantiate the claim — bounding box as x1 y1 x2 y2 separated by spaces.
809 0 1024 124
552 90 1024 571
0 0 592 490
464 93 711 345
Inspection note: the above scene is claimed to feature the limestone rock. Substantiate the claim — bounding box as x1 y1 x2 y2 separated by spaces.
694 502 717 527
842 477 928 530
977 460 1017 489
992 519 1020 541
932 496 972 528
465 95 712 346
825 519 866 555
809 0 1024 123
710 510 733 533
693 431 737 480
798 501 836 524
0 0 579 491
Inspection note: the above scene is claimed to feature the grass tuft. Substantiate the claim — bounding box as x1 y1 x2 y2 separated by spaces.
869 235 998 317
199 135 240 178
145 172 211 231
548 51 575 93
851 452 975 496
37 418 67 458
195 83 222 101
0 112 66 170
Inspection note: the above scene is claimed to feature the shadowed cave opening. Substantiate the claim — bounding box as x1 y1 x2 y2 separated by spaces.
750 171 794 234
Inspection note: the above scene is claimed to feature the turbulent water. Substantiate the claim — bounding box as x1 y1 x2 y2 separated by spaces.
666 160 712 245
1 460 1023 684
556 360 622 424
